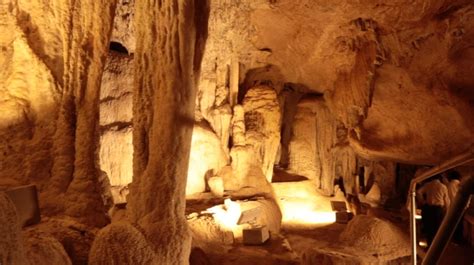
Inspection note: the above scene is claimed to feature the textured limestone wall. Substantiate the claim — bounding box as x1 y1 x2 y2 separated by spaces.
111 0 135 53
0 0 117 227
43 0 118 227
0 193 28 264
99 51 134 204
288 98 319 181
287 97 358 195
251 0 474 164
89 222 157 265
0 1 61 190
186 123 229 196
125 0 209 264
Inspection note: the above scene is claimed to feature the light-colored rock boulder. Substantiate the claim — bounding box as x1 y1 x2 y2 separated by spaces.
364 182 382 206
208 177 224 197
23 233 72 265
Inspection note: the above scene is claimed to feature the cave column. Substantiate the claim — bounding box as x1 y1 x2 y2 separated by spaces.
126 1 209 264
45 0 118 227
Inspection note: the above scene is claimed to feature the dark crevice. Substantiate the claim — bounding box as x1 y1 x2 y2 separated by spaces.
109 41 129 54
100 122 132 132
100 92 133 104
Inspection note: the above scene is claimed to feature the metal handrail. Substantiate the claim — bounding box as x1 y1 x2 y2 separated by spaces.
408 146 474 265
422 174 474 264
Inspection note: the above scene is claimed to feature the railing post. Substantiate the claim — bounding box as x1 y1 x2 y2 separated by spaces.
410 190 417 265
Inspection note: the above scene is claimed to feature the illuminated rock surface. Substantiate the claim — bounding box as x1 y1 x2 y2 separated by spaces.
99 51 134 204
186 124 229 196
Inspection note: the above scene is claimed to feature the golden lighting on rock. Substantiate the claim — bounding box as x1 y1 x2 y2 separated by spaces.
280 200 336 225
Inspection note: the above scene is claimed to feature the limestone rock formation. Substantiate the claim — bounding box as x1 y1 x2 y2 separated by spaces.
0 0 473 264
231 105 246 146
287 97 357 195
186 123 229 196
229 145 273 194
250 0 474 163
288 98 319 181
0 2 61 192
243 85 281 182
0 193 28 265
339 215 410 258
89 222 156 265
99 51 134 204
207 176 224 197
125 1 210 264
0 0 117 229
359 159 397 203
111 0 136 53
23 232 72 265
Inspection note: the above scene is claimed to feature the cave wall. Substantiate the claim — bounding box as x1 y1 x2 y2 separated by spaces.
99 51 134 204
287 97 358 195
0 0 118 227
288 98 319 181
250 0 474 164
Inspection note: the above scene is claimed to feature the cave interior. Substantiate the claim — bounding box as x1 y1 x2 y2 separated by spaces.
0 0 473 264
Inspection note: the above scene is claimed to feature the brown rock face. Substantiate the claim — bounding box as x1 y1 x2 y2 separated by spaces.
0 193 28 265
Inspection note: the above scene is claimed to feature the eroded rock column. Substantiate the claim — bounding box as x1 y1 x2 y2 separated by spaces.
242 85 281 182
126 1 209 264
43 0 118 227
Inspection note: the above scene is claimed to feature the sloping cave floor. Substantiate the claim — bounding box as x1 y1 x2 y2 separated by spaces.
185 192 474 265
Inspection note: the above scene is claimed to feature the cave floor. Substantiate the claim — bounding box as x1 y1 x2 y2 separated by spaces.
186 195 474 265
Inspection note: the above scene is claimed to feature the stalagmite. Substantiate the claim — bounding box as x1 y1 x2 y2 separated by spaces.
229 57 240 107
55 0 118 227
208 105 232 153
231 105 246 146
9 0 121 227
242 85 281 182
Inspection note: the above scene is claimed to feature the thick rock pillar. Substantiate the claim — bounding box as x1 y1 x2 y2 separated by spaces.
127 1 209 264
